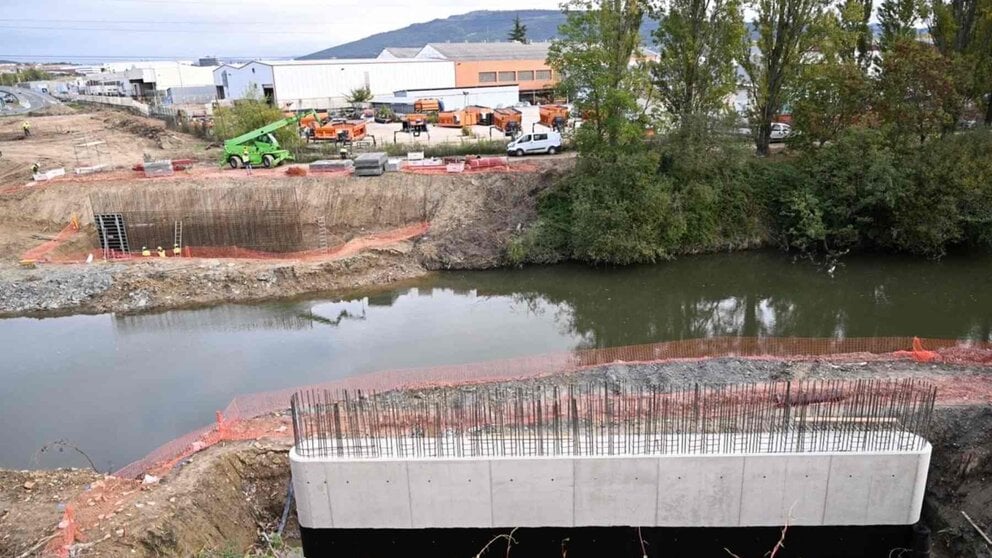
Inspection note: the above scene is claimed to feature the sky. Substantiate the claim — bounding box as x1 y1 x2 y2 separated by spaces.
1 0 562 63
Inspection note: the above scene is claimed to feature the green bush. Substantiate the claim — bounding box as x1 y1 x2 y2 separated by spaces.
213 92 301 152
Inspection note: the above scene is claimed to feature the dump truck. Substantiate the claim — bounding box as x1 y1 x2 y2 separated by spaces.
311 120 367 143
539 104 570 131
221 110 315 169
493 108 522 136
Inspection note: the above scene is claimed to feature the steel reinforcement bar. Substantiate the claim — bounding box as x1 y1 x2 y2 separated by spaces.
290 378 937 460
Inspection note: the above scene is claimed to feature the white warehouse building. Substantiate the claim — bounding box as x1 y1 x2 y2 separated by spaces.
213 59 456 110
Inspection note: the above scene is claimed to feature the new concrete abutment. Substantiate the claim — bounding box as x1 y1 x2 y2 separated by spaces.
288 379 937 556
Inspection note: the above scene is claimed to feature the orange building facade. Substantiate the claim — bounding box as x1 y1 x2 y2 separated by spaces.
413 43 558 102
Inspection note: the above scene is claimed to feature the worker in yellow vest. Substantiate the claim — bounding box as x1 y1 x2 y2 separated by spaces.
31 162 40 175
22 121 30 137
156 246 166 258
242 146 253 176
141 246 151 257
173 243 181 256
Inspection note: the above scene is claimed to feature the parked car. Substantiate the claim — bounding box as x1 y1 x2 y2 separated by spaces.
507 131 563 156
770 122 792 142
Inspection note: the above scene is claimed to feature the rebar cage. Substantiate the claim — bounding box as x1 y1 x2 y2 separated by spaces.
290 378 937 460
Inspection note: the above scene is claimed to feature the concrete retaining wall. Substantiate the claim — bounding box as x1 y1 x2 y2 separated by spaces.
290 441 931 529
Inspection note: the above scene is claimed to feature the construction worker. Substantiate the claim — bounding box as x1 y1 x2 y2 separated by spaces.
31 162 40 175
156 246 166 258
141 246 151 257
22 121 30 137
173 243 181 257
242 146 252 176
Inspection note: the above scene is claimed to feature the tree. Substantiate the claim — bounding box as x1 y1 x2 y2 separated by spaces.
926 0 992 124
345 85 372 107
790 9 875 147
213 84 301 149
548 0 653 150
878 0 923 49
739 0 829 155
838 0 875 69
650 0 746 133
508 14 529 43
876 40 960 144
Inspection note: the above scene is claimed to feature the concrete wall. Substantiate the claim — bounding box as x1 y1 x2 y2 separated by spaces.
291 443 931 530
71 94 150 115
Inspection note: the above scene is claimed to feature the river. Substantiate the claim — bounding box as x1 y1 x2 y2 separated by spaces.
2 251 990 471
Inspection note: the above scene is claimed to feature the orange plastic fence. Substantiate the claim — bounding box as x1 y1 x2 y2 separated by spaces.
40 222 429 264
50 336 992 555
20 221 80 262
110 336 992 481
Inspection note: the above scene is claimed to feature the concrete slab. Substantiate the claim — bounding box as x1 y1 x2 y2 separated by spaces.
407 460 492 528
780 455 831 525
574 457 658 526
491 458 574 527
865 454 920 525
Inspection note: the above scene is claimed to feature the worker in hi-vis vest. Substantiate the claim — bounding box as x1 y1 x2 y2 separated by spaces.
173 243 181 256
242 146 252 176
141 246 151 257
22 121 30 137
156 246 166 258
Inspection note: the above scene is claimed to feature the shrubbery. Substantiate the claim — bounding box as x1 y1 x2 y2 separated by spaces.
513 128 992 264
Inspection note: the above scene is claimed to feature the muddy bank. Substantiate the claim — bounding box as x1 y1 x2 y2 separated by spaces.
2 358 989 557
0 164 565 317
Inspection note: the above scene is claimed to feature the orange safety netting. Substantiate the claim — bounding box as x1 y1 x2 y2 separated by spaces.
48 335 992 556
20 219 80 262
38 222 429 264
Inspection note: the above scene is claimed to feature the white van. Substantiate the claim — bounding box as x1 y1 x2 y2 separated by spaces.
507 131 563 156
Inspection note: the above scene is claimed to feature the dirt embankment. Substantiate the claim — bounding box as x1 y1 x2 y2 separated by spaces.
1 358 989 558
0 163 567 317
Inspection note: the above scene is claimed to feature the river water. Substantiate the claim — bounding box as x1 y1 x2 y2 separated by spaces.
2 251 990 470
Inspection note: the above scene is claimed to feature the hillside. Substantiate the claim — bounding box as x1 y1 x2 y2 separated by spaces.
299 9 660 59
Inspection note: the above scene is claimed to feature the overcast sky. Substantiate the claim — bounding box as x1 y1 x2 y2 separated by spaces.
2 0 563 62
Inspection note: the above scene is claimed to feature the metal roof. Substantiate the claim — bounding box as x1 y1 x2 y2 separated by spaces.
381 47 421 58
422 42 551 61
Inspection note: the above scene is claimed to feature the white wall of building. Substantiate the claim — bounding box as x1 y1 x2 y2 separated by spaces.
373 85 520 111
272 60 455 110
213 62 274 101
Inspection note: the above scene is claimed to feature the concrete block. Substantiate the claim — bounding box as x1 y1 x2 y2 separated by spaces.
289 456 331 529
823 455 871 525
407 460 492 528
326 461 412 528
740 456 789 526
657 456 744 526
574 457 658 526
491 458 574 527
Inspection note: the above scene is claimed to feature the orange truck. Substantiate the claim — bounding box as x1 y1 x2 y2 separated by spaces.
493 108 522 135
414 98 441 113
539 104 570 130
402 113 429 134
437 105 494 128
310 120 367 142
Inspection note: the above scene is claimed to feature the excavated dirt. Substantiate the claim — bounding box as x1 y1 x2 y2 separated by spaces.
0 105 207 183
0 160 565 317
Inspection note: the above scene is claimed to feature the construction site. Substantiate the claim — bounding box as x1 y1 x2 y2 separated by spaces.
0 100 570 317
2 99 991 558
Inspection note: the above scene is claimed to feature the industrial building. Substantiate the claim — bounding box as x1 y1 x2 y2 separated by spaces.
82 61 217 99
213 59 456 110
415 42 556 97
373 42 557 101
370 84 519 113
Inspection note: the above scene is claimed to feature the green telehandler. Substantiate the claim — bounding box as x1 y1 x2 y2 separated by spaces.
220 110 316 169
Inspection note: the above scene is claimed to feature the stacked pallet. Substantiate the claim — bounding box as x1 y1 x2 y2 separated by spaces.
354 152 387 177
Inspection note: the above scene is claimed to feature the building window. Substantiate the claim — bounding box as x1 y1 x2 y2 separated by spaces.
518 70 534 81
498 71 516 82
479 72 497 83
536 70 552 80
